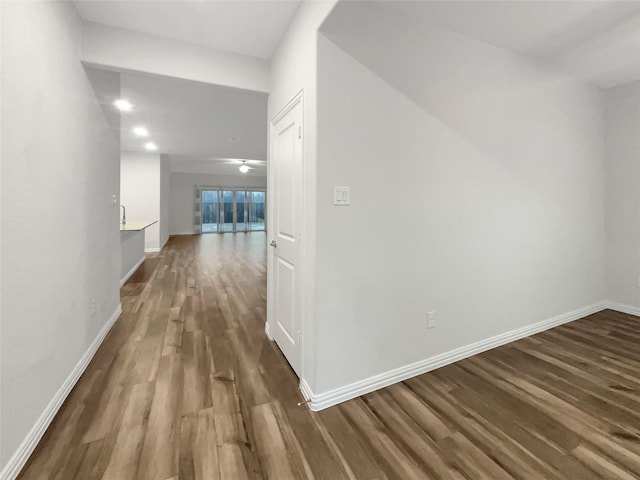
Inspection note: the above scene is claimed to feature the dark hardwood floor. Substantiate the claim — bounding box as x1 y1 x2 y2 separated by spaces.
18 233 640 479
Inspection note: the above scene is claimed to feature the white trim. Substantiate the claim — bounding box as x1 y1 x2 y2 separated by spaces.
145 247 161 253
303 302 607 411
120 256 145 287
300 378 313 402
607 301 640 317
270 89 303 124
264 321 273 341
0 305 122 480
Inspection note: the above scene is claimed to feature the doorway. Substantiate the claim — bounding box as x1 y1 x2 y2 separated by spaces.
201 188 266 233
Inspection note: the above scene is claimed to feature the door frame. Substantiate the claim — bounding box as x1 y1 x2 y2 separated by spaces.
266 90 304 379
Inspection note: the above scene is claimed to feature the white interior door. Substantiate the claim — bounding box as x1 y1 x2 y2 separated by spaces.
269 93 303 377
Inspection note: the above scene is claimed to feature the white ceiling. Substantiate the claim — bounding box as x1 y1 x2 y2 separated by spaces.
74 0 301 60
81 0 638 178
76 0 638 88
380 1 640 88
85 67 268 176
119 72 267 159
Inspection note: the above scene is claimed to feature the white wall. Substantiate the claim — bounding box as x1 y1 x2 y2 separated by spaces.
605 80 640 309
1 0 121 470
313 3 606 397
169 172 266 235
160 154 170 248
120 151 163 251
81 21 269 93
267 0 337 392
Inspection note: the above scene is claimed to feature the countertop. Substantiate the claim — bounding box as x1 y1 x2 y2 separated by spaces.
120 220 157 232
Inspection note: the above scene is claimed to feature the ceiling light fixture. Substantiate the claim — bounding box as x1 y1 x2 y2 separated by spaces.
239 161 250 173
133 126 149 137
144 142 158 151
113 99 133 112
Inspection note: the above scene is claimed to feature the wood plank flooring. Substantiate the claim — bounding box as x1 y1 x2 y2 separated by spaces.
17 232 640 479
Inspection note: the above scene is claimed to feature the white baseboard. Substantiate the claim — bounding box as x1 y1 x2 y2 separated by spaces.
300 378 313 403
607 301 640 317
0 305 122 480
120 256 145 287
264 322 273 341
302 301 607 411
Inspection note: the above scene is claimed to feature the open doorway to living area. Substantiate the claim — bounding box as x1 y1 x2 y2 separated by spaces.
201 188 266 233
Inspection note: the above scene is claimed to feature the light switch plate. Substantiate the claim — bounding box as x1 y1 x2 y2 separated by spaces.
333 186 350 206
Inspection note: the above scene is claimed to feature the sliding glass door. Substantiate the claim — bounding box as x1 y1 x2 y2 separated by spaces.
202 190 219 233
236 191 248 231
222 190 234 232
201 188 266 233
250 191 265 231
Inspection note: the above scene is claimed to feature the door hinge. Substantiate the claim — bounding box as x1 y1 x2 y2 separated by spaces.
298 126 302 139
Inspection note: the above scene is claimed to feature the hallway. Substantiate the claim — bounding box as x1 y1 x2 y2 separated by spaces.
18 233 312 479
17 233 640 480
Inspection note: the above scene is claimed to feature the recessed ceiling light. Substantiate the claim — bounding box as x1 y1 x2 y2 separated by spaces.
133 126 149 137
113 99 133 112
144 142 158 151
228 136 239 142
239 161 250 173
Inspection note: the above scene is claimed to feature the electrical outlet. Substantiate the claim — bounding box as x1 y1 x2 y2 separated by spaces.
427 311 436 329
111 194 118 205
